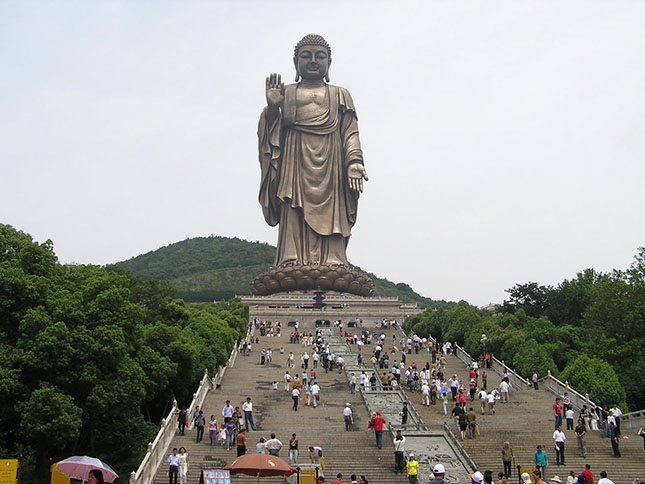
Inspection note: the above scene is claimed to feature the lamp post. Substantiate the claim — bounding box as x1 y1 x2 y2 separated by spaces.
480 334 487 361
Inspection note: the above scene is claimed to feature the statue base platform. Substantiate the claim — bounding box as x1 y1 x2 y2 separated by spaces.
250 264 375 297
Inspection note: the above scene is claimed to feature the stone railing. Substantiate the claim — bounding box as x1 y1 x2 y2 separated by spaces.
443 422 478 471
454 344 528 390
454 343 474 367
129 321 254 484
453 342 645 431
129 370 211 484
532 368 645 429
621 409 645 430
538 371 645 429
538 371 595 411
186 370 215 431
489 355 530 389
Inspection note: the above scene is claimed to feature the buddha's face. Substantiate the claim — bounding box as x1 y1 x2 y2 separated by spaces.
295 45 330 80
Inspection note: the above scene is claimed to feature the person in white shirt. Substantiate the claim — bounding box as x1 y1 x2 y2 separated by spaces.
256 437 266 453
500 380 510 403
168 448 180 484
359 372 369 390
292 388 300 411
308 445 323 471
610 404 623 435
421 383 431 406
597 470 614 484
284 372 292 391
565 408 575 430
343 403 353 431
478 389 488 415
242 397 256 431
349 373 357 394
222 400 234 423
553 425 566 465
311 383 321 407
487 392 496 415
449 376 459 401
393 430 406 474
265 433 283 456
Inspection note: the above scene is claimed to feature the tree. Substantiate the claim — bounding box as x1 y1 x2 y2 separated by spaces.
559 355 626 409
16 384 82 474
0 224 246 482
501 282 550 317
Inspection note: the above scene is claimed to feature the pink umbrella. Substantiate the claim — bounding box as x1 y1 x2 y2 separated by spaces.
54 456 118 482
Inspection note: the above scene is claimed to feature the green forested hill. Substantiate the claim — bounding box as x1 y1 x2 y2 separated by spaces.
113 236 453 308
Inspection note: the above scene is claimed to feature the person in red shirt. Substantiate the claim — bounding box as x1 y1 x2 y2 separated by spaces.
371 411 386 449
580 464 593 484
553 397 563 429
330 473 343 484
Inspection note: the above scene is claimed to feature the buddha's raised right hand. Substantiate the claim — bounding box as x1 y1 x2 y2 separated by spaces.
266 73 285 108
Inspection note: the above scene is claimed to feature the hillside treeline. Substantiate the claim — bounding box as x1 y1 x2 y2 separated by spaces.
404 248 645 412
114 236 455 308
0 224 248 482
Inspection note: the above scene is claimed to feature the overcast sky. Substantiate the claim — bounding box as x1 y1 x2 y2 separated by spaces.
2 1 644 306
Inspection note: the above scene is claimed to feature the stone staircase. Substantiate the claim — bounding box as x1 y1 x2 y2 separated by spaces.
152 320 644 484
153 323 409 484
366 326 645 483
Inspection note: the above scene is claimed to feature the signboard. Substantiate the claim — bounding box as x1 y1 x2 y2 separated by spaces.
299 469 318 484
519 467 538 484
0 460 18 484
201 470 231 484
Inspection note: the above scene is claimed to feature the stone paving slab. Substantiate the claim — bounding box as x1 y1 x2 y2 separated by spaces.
327 334 476 484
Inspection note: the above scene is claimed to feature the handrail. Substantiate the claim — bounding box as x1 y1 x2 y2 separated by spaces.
129 320 253 484
538 371 594 410
129 372 210 484
454 344 527 390
443 422 478 471
489 355 530 387
186 370 214 431
621 409 645 429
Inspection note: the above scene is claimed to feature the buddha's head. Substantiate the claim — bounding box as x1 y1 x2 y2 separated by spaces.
294 34 331 82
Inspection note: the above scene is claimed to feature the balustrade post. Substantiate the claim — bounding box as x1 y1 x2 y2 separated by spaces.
147 442 153 452
130 471 137 484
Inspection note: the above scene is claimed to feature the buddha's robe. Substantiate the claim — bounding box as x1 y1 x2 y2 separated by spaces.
258 83 364 266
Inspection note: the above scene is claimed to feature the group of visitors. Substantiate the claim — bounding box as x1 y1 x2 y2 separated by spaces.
166 447 188 484
552 396 626 461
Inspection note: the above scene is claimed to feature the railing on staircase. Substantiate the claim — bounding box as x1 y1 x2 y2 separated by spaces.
454 344 528 389
129 371 210 484
537 371 645 428
538 370 595 411
442 422 478 471
489 354 529 388
129 321 254 484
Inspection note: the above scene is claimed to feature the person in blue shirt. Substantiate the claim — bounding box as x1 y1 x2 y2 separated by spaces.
534 444 548 479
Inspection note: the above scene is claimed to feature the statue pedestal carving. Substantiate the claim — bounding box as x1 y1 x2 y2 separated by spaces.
250 264 374 297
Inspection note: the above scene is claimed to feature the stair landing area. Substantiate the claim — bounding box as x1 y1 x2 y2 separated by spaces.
373 326 645 484
154 321 409 484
